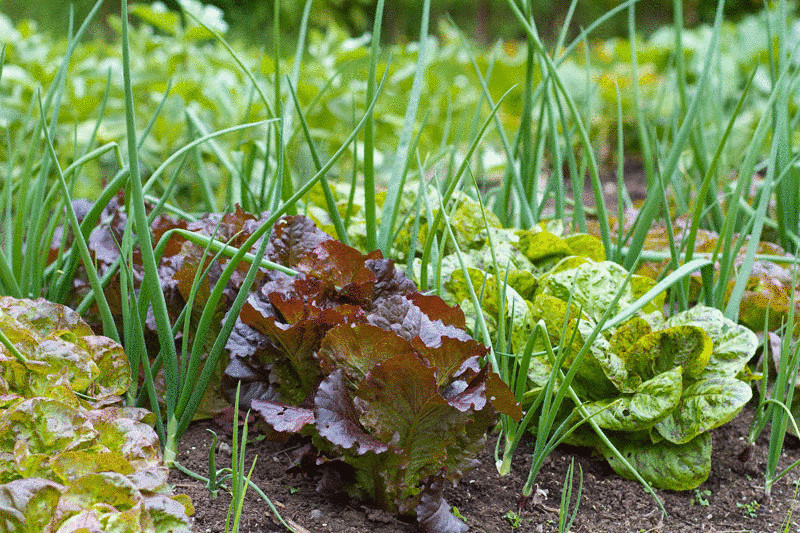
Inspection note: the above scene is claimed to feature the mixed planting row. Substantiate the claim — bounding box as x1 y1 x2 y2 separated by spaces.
1 0 800 531
1 193 789 530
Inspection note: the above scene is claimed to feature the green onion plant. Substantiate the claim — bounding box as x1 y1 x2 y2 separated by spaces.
558 458 582 533
173 383 299 532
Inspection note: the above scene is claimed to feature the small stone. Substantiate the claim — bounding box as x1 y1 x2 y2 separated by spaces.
310 509 323 521
217 442 232 456
366 509 393 524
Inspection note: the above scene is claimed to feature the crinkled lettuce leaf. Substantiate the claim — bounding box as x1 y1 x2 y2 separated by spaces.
654 377 752 444
527 294 624 399
514 228 605 271
581 367 682 432
0 297 192 531
0 297 130 405
0 394 163 486
0 477 62 533
311 324 518 523
623 326 713 382
44 471 192 532
663 306 758 379
538 258 663 325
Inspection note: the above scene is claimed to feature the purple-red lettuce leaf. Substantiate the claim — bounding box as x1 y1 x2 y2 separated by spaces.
486 370 524 420
235 293 365 405
249 401 315 435
416 478 468 533
365 258 418 305
57 201 282 420
367 295 471 347
311 328 518 521
218 350 275 408
313 369 387 455
217 216 520 528
317 324 417 380
265 214 332 268
351 351 472 513
168 205 275 306
296 240 381 302
407 293 466 329
411 336 487 388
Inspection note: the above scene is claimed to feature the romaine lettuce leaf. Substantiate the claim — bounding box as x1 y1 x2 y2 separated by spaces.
664 306 758 379
623 326 713 381
521 255 757 491
654 377 752 444
602 432 712 491
582 367 682 432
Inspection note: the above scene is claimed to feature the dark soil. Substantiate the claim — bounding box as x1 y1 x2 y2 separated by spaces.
171 404 800 533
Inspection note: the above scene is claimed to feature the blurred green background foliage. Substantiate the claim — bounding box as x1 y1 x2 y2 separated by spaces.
0 0 766 45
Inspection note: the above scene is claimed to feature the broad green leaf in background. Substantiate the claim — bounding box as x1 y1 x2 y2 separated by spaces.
129 3 181 35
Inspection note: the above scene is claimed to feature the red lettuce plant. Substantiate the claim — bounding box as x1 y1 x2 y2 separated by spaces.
223 215 520 532
55 198 278 417
54 204 519 529
60 195 274 331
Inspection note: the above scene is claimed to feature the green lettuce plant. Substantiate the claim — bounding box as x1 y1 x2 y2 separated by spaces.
526 258 758 490
0 296 193 531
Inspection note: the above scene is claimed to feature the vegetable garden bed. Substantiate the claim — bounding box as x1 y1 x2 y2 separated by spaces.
2 0 800 532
